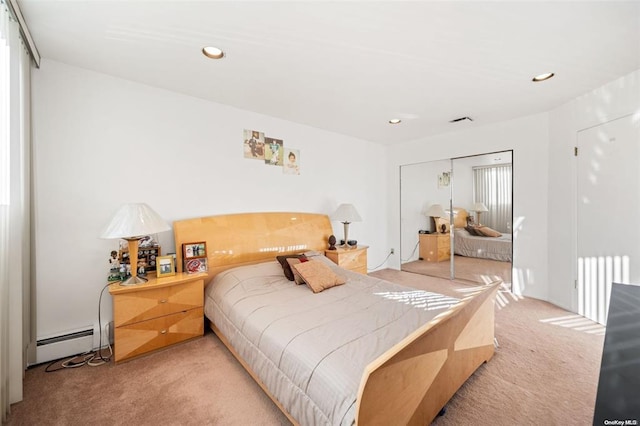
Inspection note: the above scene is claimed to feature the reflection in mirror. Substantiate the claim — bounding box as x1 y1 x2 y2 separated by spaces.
400 158 451 271
400 151 513 288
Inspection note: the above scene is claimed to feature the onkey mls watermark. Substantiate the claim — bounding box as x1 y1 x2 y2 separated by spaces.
603 420 638 426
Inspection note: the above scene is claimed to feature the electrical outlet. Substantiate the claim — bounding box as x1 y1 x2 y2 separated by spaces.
390 248 395 255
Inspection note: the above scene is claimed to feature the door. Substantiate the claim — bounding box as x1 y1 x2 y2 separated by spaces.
577 114 640 324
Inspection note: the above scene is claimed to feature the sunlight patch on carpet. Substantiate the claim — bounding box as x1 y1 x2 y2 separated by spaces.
539 314 605 335
374 290 460 311
454 281 520 309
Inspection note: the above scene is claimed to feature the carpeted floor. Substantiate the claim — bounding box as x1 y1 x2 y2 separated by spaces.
402 255 512 287
375 270 605 426
7 269 604 426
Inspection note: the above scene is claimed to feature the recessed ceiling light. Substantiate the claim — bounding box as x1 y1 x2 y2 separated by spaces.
388 119 402 124
202 46 224 59
532 72 554 82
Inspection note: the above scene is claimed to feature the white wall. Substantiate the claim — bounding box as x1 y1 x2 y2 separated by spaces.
30 57 639 354
388 114 550 300
547 69 640 311
31 59 388 349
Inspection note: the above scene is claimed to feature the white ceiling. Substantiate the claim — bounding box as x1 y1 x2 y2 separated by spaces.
18 1 640 145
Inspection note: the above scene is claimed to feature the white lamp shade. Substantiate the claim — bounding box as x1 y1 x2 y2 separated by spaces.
472 202 489 213
425 204 446 218
330 203 362 223
100 203 171 239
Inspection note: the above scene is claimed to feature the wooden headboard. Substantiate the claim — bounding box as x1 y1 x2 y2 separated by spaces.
173 212 332 283
437 207 468 231
453 207 468 228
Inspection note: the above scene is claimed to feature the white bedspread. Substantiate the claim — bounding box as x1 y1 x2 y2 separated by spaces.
453 228 512 262
204 257 460 425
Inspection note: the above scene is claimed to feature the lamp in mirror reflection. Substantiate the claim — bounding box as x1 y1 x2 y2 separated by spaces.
471 202 488 225
330 204 361 247
100 203 171 286
424 204 446 233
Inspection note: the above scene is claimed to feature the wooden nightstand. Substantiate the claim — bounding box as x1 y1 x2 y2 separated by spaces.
325 245 368 274
419 233 450 262
108 272 206 363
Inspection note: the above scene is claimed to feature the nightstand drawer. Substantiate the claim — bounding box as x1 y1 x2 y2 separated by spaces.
438 238 451 258
114 307 204 362
338 250 366 271
113 279 204 327
419 234 450 262
325 246 368 275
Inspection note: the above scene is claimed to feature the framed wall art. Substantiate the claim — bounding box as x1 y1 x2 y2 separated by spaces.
243 129 265 160
438 172 451 188
264 137 284 166
283 148 300 175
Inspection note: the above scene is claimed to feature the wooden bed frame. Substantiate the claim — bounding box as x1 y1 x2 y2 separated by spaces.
173 212 498 425
436 207 468 231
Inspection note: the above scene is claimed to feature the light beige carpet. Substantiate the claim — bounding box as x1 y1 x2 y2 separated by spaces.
7 269 604 426
402 255 512 287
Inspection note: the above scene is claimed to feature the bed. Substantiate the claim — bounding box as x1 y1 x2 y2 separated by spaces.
173 212 499 425
443 208 513 262
453 228 512 262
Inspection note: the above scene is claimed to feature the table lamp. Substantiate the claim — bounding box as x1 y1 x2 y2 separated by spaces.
471 202 489 225
330 204 362 247
425 204 446 233
100 203 171 285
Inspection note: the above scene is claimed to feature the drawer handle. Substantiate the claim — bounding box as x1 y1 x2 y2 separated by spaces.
160 329 167 334
159 299 168 304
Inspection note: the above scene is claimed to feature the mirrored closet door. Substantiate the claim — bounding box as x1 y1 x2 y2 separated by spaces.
400 151 513 287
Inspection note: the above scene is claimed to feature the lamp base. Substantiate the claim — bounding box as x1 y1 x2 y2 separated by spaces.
342 221 352 249
119 275 148 286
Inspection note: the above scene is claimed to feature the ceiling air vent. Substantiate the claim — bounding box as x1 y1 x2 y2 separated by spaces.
449 116 474 123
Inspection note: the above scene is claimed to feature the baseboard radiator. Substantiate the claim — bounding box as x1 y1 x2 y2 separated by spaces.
35 327 94 365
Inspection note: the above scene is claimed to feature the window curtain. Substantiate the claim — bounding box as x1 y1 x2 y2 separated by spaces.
0 0 32 420
473 164 512 233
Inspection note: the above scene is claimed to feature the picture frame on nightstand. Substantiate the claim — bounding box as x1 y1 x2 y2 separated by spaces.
185 257 208 274
182 241 208 274
156 255 175 278
183 241 207 259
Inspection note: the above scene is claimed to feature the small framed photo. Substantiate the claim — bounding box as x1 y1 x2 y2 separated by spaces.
183 241 207 259
156 255 176 278
185 257 208 274
438 172 451 188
